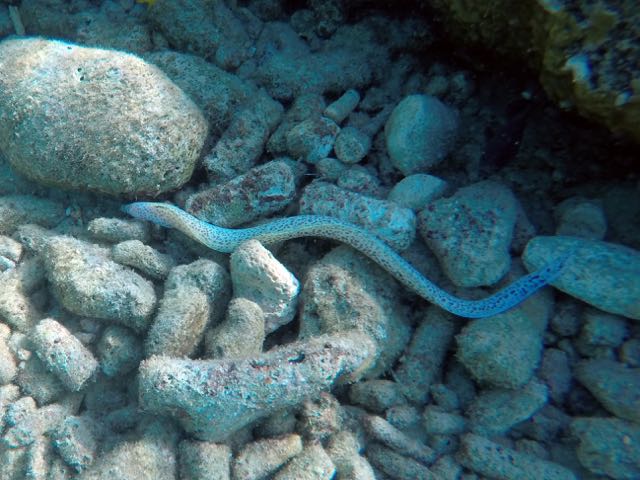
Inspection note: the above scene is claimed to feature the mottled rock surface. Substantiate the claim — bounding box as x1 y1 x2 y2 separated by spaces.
0 37 207 195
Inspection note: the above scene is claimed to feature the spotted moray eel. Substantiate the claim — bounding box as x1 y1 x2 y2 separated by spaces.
123 202 569 319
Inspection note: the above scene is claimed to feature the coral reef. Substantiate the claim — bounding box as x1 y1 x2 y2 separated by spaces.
427 0 640 143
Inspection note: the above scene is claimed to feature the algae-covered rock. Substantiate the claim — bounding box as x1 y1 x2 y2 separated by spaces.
523 236 640 321
139 332 376 441
0 37 208 196
146 0 252 70
427 0 640 143
418 181 518 288
230 239 299 334
43 236 156 332
299 182 416 251
571 417 640 480
32 319 99 392
455 273 554 389
575 359 640 424
78 420 179 480
385 94 459 175
301 246 412 378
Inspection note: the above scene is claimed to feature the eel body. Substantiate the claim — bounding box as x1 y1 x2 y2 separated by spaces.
123 202 569 319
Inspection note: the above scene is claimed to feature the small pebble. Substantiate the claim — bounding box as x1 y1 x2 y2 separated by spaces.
578 308 628 348
0 275 41 332
388 174 447 211
15 354 66 405
179 440 232 480
363 415 436 465
286 116 340 164
366 443 437 480
334 126 371 164
233 434 302 480
87 217 150 244
204 96 283 182
326 430 374 479
25 437 53 479
456 284 553 389
429 384 461 412
523 236 640 321
165 259 232 326
0 234 22 262
555 197 607 240
144 285 210 358
457 433 576 480
111 240 176 280
429 455 463 480
538 348 572 404
0 194 64 235
349 380 406 414
230 239 299 334
0 331 17 385
324 89 360 124
575 358 640 423
97 325 143 377
187 159 296 228
0 254 15 271
422 406 466 436
571 417 640 480
385 94 458 175
52 415 100 473
43 236 156 332
466 380 548 436
315 157 348 181
298 393 342 442
621 338 640 367
394 308 454 404
268 94 326 155
273 442 335 480
205 297 265 359
336 165 382 197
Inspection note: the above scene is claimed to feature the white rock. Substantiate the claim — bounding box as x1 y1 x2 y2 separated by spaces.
230 240 300 333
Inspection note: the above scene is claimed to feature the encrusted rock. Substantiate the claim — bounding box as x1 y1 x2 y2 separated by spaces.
455 274 554 389
186 160 296 228
31 319 98 391
571 417 640 480
139 332 376 441
523 235 640 320
418 181 518 287
145 285 210 358
300 181 416 251
0 37 207 195
205 298 265 359
43 236 156 332
230 239 299 334
385 94 459 175
301 246 412 378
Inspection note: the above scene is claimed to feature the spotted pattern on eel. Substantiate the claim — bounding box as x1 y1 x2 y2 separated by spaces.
123 201 569 319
